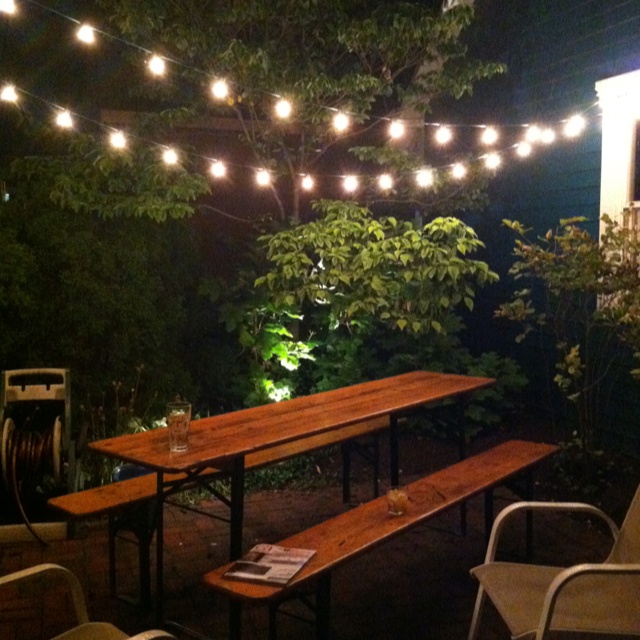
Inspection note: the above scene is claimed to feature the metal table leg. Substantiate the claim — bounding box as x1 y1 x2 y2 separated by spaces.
230 455 246 561
390 414 399 487
155 471 164 625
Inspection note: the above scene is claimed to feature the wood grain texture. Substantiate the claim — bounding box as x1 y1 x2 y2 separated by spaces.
89 372 494 473
203 440 559 603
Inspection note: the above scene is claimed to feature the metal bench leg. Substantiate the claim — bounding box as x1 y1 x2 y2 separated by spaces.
108 514 117 598
316 574 332 640
341 442 352 503
268 602 278 640
230 600 243 640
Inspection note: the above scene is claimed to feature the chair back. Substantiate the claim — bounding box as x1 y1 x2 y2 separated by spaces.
608 484 640 563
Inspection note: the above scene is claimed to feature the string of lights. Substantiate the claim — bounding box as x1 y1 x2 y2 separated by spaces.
1 0 594 195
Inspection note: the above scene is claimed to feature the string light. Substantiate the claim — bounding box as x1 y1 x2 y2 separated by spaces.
517 141 533 157
0 0 16 15
55 110 73 128
148 55 166 76
451 163 466 179
76 24 95 44
525 125 542 143
378 174 394 191
210 160 226 178
301 175 314 190
435 126 453 145
484 152 501 170
343 175 358 192
333 112 349 132
274 98 292 119
211 79 229 100
481 126 498 145
256 169 271 186
564 114 587 138
109 130 127 149
541 128 556 144
415 169 434 188
0 84 18 102
389 120 405 139
162 147 178 165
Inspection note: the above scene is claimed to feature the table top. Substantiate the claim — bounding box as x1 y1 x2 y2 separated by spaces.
89 370 494 473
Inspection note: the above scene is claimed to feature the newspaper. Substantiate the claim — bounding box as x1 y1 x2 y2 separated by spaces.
223 543 316 585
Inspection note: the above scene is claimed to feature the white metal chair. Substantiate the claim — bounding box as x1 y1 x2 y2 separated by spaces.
0 563 176 640
468 485 640 640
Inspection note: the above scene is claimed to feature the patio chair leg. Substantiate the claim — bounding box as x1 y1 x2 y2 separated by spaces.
467 586 486 640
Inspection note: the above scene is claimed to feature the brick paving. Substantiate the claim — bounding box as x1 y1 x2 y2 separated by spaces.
0 434 615 640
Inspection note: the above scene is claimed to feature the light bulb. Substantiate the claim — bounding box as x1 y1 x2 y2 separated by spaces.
333 112 349 132
55 110 73 128
301 175 314 190
256 169 271 186
484 152 501 170
77 24 95 44
564 114 586 138
163 148 178 165
211 79 229 100
0 84 18 102
210 161 226 178
517 141 533 157
435 126 453 145
0 0 16 15
378 174 393 190
481 126 498 145
389 120 405 139
148 55 166 76
415 169 434 188
451 163 466 179
109 131 126 149
525 125 542 143
541 128 556 144
274 98 292 119
343 175 358 192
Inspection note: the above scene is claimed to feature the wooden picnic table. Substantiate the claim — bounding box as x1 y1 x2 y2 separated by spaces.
88 370 495 620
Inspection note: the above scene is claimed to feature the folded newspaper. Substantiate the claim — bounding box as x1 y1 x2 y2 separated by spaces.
224 543 316 585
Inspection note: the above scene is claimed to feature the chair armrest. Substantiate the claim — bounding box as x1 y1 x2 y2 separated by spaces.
484 501 619 563
128 631 178 640
537 563 640 640
0 563 89 624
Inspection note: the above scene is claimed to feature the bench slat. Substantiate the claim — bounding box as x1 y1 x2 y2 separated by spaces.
48 416 389 518
202 439 558 603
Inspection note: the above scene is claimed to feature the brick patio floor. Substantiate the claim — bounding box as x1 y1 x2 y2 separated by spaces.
0 434 615 640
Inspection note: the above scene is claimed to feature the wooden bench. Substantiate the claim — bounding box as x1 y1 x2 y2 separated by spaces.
202 439 559 640
48 416 390 606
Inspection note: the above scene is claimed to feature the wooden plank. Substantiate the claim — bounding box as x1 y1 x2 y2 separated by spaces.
89 372 494 473
202 440 559 603
49 417 389 518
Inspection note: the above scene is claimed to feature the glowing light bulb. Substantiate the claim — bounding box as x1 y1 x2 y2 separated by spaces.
274 98 292 119
0 0 16 15
378 174 393 190
541 128 556 144
163 148 178 165
211 79 229 100
148 55 166 76
564 114 586 138
451 163 466 179
0 84 18 102
415 168 434 188
77 24 95 44
435 126 453 145
256 169 271 186
484 152 501 170
517 141 533 157
333 112 349 132
481 126 498 145
210 161 226 178
55 110 73 128
301 175 314 190
525 125 542 143
343 175 358 192
109 130 126 149
389 120 405 139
